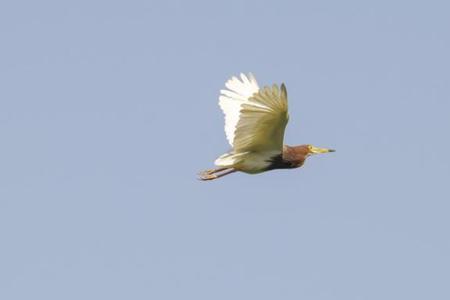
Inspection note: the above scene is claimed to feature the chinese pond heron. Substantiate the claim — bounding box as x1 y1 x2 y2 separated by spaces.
199 73 334 181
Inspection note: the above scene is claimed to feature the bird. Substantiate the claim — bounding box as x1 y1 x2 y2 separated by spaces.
199 73 335 181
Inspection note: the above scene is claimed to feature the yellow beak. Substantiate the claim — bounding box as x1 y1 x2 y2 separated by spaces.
309 146 336 154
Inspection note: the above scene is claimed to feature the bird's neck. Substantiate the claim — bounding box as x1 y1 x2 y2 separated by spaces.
266 154 298 170
282 145 308 167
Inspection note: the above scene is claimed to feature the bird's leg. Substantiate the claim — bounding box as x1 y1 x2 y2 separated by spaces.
198 167 228 176
199 168 236 181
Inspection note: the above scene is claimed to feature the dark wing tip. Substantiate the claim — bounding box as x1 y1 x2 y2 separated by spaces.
280 83 287 98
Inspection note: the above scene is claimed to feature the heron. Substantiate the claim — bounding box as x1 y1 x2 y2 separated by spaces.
199 73 335 181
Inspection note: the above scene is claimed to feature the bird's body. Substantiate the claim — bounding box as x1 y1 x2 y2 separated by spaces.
216 149 281 174
199 73 334 180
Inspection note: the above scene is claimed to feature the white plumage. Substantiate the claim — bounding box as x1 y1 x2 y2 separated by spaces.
215 73 289 173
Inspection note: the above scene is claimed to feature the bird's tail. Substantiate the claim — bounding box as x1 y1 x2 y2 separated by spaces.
214 152 248 167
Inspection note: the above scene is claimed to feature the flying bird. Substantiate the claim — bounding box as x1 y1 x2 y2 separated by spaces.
199 73 334 181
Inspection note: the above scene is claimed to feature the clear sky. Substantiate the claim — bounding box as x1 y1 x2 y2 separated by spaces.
1 1 449 299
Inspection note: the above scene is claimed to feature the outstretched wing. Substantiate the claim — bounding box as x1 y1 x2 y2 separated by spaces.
218 73 260 147
218 73 289 153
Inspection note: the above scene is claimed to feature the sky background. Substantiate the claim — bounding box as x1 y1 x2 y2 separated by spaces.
1 1 450 299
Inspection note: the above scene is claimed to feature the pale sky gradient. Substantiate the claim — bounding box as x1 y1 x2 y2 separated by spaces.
1 1 450 299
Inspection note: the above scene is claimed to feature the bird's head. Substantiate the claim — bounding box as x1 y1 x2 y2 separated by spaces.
306 145 335 156
283 145 335 168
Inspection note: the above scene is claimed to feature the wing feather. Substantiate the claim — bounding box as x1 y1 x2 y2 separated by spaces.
219 73 260 146
218 73 289 153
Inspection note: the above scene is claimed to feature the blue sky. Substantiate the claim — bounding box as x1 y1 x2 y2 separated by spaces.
1 1 449 299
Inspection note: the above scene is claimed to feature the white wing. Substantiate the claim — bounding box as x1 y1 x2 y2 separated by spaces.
218 73 260 146
218 73 289 153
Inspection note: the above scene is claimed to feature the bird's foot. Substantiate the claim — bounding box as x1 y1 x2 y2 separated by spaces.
198 169 216 176
198 173 218 181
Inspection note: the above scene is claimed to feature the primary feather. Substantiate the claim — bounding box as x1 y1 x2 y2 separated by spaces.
218 73 260 147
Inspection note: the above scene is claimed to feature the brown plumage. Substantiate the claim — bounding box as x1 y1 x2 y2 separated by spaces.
266 145 313 170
